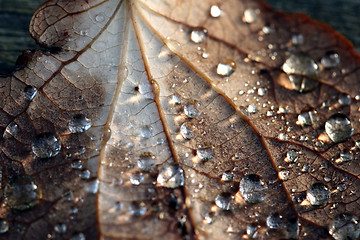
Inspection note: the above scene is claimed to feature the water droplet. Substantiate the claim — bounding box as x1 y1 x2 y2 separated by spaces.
23 86 37 100
4 122 18 136
239 174 267 203
215 193 233 210
329 213 360 240
85 180 99 194
216 59 236 77
70 233 85 240
282 53 320 92
247 104 258 114
278 133 289 141
0 220 9 234
243 8 259 23
338 94 351 106
137 152 156 172
140 125 153 138
95 13 105 22
301 163 310 172
180 122 194 140
257 87 267 96
340 151 353 162
221 171 234 182
321 52 340 68
32 132 61 158
286 149 299 163
279 170 290 180
80 30 88 36
184 104 200 118
129 202 147 216
325 114 353 143
267 213 283 229
79 169 91 179
68 114 91 133
292 34 304 45
190 28 207 43
210 5 221 18
54 223 67 234
306 182 331 206
298 109 319 126
130 174 144 185
71 160 83 169
197 147 214 161
169 94 182 105
157 163 184 188
4 175 41 210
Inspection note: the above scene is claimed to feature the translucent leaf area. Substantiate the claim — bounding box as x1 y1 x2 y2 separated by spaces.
0 0 360 239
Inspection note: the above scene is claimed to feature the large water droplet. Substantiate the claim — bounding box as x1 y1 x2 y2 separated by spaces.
298 109 319 126
266 213 283 229
196 147 214 161
0 220 9 234
216 59 236 77
23 86 37 100
243 8 259 23
4 175 41 210
325 114 353 143
215 193 233 210
137 152 156 172
157 163 185 188
321 52 340 69
209 5 221 18
239 174 267 203
306 182 331 206
329 213 360 240
68 114 91 133
180 122 194 140
32 133 61 158
190 28 207 43
184 104 200 118
282 53 320 92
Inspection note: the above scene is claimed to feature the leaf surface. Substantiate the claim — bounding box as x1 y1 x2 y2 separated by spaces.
0 0 360 240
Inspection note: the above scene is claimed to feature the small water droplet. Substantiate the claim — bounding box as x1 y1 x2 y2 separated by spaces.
69 114 91 133
246 224 258 238
298 109 319 126
169 94 182 105
197 147 214 161
79 169 91 180
221 171 234 182
190 28 207 43
215 193 233 210
292 34 304 45
70 233 85 240
180 122 194 140
329 213 360 240
129 202 147 216
239 174 267 203
80 30 88 36
130 174 144 185
279 170 290 180
216 59 236 77
23 86 37 100
325 114 353 143
184 104 200 118
338 94 351 106
321 52 340 68
4 175 41 210
247 104 258 114
286 149 299 163
301 163 310 172
243 8 259 23
54 223 67 234
282 53 320 92
95 13 105 22
32 132 61 158
209 5 221 18
0 220 9 234
266 213 283 229
340 151 353 163
306 182 331 206
4 122 18 136
278 133 289 141
71 160 83 169
137 152 156 172
85 180 99 194
257 87 267 96
157 163 184 188
140 125 153 138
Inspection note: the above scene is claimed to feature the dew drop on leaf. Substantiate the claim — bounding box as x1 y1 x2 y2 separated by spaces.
243 8 259 23
184 104 200 118
95 13 105 23
286 149 299 163
328 213 360 240
0 220 9 234
180 122 194 140
4 175 41 210
54 223 67 234
239 174 267 203
247 104 258 114
266 213 283 229
291 34 304 45
215 193 233 210
338 93 351 106
306 182 331 206
140 125 153 138
325 114 354 143
216 59 236 77
246 224 258 238
321 52 340 68
4 122 18 137
221 171 234 182
128 202 147 217
137 152 156 172
257 87 267 96
130 173 144 185
157 163 184 188
70 233 86 240
196 147 214 161
297 109 319 126
68 114 91 133
23 86 37 100
79 169 91 180
190 28 207 44
31 132 61 158
209 5 221 18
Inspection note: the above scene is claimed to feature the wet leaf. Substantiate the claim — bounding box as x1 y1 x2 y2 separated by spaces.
0 0 360 239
